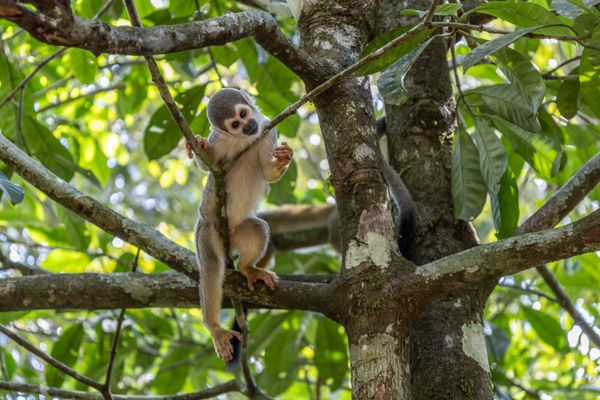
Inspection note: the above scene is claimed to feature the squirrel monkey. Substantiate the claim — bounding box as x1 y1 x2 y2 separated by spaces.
187 88 293 362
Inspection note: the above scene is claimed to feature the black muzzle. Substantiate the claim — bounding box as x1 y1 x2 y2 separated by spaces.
243 118 258 135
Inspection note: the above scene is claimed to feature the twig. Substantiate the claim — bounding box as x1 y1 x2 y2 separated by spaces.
498 282 557 302
0 0 117 109
0 380 242 400
102 249 140 399
38 83 125 112
542 56 581 78
0 324 104 391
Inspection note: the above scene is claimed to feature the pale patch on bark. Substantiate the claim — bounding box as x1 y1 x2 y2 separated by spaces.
353 143 376 162
461 321 490 373
117 278 153 303
350 333 405 399
345 232 391 270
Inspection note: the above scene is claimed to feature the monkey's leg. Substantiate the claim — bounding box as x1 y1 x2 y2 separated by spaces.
196 221 241 360
230 217 279 291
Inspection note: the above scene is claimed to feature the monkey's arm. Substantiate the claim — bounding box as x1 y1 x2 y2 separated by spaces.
187 136 212 171
259 130 293 182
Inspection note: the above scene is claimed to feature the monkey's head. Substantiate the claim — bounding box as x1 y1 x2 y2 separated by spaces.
207 88 262 137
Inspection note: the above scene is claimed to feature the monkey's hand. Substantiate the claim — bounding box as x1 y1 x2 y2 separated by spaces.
273 141 293 169
186 136 210 159
209 325 242 361
240 265 279 291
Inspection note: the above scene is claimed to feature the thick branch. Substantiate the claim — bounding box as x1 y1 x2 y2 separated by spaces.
0 134 334 312
0 1 319 82
418 210 600 284
0 273 334 312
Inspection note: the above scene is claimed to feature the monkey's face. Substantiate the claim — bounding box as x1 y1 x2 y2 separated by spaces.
223 103 259 136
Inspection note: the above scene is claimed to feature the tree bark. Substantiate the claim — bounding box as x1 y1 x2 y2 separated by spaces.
376 1 494 398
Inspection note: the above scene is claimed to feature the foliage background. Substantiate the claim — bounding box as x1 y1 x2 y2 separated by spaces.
0 0 598 398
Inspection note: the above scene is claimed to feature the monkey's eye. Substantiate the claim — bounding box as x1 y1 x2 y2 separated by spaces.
232 121 240 129
240 109 246 118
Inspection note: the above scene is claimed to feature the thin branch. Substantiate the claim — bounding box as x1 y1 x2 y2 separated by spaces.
498 282 557 302
102 249 140 399
0 0 116 109
0 380 242 400
542 56 581 78
38 83 125 112
0 250 49 275
0 324 104 391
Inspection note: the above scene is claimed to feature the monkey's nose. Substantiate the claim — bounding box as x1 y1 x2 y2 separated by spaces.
243 119 258 135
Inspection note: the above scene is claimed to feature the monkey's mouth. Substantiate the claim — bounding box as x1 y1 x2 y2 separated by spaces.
243 119 258 135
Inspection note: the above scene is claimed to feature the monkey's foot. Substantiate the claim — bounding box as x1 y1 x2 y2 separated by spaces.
209 326 241 361
240 266 279 291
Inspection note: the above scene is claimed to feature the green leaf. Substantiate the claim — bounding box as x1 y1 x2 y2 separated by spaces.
152 346 190 394
476 84 541 132
22 116 75 181
378 36 437 104
267 159 297 205
314 317 348 391
264 321 299 377
452 126 487 220
0 171 25 205
248 311 293 357
401 3 462 17
46 325 85 387
553 0 600 20
69 49 98 84
490 166 519 238
579 48 600 119
144 84 206 160
474 1 573 36
41 249 92 273
556 70 580 119
2 350 16 379
472 119 508 194
117 65 149 115
491 116 561 178
462 26 545 72
494 48 545 109
55 204 90 250
522 307 567 351
356 27 433 76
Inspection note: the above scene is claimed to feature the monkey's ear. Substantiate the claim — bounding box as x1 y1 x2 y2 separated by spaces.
239 88 257 109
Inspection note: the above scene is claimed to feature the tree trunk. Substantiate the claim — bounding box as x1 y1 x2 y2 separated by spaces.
376 1 495 398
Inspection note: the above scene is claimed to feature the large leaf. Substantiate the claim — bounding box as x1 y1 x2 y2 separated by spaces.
267 159 297 205
490 166 519 238
46 325 85 387
378 36 437 104
263 321 300 378
116 65 149 115
55 204 90 250
314 317 348 391
22 116 75 181
452 127 487 220
0 171 25 205
462 26 546 72
522 307 567 351
475 84 541 132
491 116 562 178
579 48 600 119
356 27 433 76
152 346 190 395
474 1 573 36
556 69 580 119
494 48 545 110
401 3 463 17
553 0 600 20
472 119 508 194
69 49 98 84
144 84 205 160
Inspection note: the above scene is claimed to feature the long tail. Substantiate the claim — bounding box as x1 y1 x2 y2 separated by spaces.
381 160 416 256
226 307 247 371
